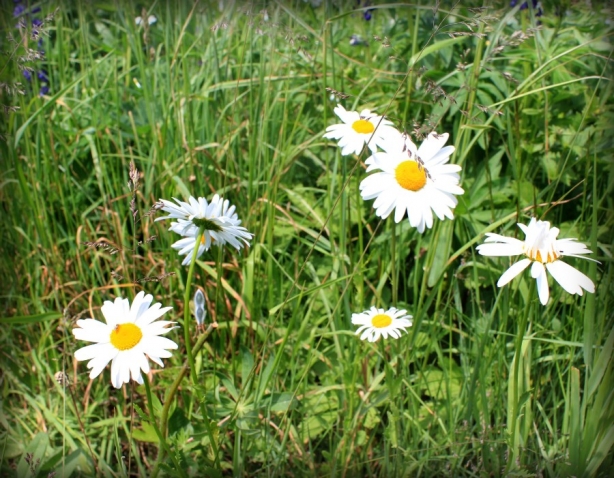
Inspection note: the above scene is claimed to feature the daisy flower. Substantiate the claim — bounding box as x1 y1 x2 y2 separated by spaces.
476 218 596 305
155 195 253 265
73 291 177 389
359 131 464 233
323 104 399 156
352 306 413 342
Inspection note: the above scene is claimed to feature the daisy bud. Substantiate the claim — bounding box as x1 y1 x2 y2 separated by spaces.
194 289 206 326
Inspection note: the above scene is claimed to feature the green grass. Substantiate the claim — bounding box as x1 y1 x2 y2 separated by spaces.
1 1 613 476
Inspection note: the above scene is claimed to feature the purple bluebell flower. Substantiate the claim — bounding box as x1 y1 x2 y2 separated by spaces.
356 0 374 21
13 1 51 96
13 4 26 17
510 0 543 16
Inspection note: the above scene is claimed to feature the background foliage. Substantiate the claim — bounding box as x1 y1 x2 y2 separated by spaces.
1 1 613 476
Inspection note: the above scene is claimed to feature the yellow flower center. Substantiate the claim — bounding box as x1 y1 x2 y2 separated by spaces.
352 119 375 134
371 314 392 329
526 249 559 264
395 160 427 191
110 323 143 351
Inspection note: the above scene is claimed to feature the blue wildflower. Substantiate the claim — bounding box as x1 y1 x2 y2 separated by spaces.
510 0 543 16
356 0 374 21
13 1 51 96
13 4 25 17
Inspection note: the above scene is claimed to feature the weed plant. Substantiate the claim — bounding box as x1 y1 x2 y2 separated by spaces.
1 1 613 477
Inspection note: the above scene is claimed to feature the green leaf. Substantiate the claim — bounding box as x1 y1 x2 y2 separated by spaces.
298 393 338 440
168 407 190 436
587 326 614 401
569 367 581 470
363 407 381 430
263 392 296 413
255 353 277 402
585 423 614 476
0 312 62 325
133 403 149 423
17 432 49 478
41 448 94 477
132 422 159 443
427 221 453 288
241 346 254 388
385 411 398 448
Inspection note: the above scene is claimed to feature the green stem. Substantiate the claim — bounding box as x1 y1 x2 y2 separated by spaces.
391 221 398 304
160 323 215 437
183 227 205 384
154 323 221 476
506 285 534 471
143 376 187 478
355 182 364 308
455 21 486 169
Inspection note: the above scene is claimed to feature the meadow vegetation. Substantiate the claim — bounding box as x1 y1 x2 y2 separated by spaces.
1 1 613 476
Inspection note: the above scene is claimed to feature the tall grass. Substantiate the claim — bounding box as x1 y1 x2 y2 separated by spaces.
1 1 612 476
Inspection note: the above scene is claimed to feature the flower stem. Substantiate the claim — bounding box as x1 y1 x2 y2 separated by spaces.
391 221 397 304
143 375 187 478
153 323 221 476
506 286 534 471
66 382 99 475
160 323 215 436
183 227 205 384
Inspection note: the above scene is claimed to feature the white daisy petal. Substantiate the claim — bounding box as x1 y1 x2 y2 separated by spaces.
142 335 179 352
157 195 253 265
323 105 400 156
417 132 449 162
360 328 372 341
546 260 595 295
531 262 550 305
130 291 153 323
497 258 532 287
73 293 177 388
352 306 412 342
87 352 116 380
479 218 597 306
477 242 525 257
73 319 111 343
137 304 174 327
359 131 462 232
110 355 126 389
530 260 545 279
74 342 114 362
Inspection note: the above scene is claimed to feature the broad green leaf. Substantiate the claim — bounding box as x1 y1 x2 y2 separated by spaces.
132 422 159 443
